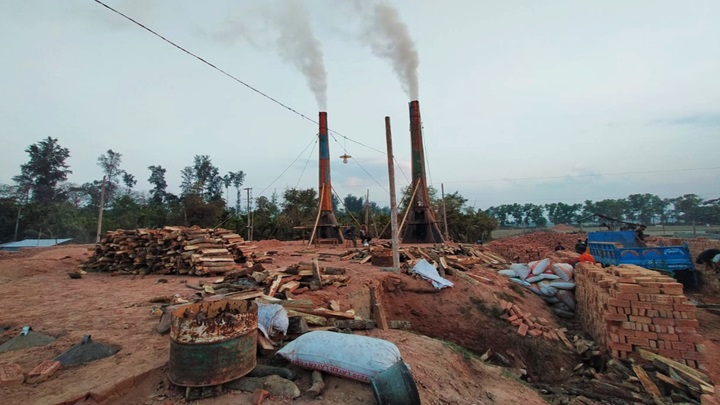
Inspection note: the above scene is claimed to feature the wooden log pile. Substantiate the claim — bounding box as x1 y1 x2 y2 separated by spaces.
82 226 251 276
575 263 706 370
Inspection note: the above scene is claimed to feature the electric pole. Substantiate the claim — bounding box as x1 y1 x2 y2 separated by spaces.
385 117 400 270
96 176 107 243
244 187 252 241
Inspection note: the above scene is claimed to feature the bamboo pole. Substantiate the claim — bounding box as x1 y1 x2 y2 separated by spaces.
308 183 325 248
385 117 400 269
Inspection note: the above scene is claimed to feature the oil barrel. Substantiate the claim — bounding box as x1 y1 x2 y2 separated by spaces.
169 299 258 387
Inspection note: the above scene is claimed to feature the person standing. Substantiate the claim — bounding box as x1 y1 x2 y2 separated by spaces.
343 226 356 247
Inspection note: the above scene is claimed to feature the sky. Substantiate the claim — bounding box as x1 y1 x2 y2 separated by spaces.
1 0 719 210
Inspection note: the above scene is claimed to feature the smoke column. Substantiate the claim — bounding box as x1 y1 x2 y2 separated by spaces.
273 0 327 110
357 1 419 99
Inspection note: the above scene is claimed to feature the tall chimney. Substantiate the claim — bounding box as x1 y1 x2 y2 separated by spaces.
318 112 333 212
312 111 342 243
403 100 444 244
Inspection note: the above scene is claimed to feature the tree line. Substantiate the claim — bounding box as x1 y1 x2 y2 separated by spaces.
487 193 720 228
0 137 499 244
2 138 717 245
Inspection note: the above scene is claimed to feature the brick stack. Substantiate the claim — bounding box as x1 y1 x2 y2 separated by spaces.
498 299 573 346
575 263 705 370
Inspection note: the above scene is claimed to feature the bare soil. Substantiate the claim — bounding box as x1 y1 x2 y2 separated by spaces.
1 238 719 404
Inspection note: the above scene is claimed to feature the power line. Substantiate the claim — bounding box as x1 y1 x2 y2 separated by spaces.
92 0 387 157
256 136 317 198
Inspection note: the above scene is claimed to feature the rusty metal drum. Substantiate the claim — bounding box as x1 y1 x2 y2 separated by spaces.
169 299 258 387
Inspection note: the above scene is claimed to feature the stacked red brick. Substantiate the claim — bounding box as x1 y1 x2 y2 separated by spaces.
487 231 581 263
575 263 705 370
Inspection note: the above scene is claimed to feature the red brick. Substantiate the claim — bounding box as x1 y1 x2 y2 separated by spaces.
26 360 61 384
615 292 639 301
627 337 650 347
0 363 24 386
635 331 658 340
678 333 703 343
621 321 637 331
681 350 704 361
528 329 543 338
616 283 642 292
675 319 699 328
652 318 675 326
605 313 628 322
658 348 681 359
640 287 661 294
631 301 652 309
608 298 631 308
673 296 688 304
610 342 632 352
651 303 674 311
661 285 684 295
649 340 657 348
696 343 706 354
631 308 646 316
675 326 697 334
629 315 652 324
652 295 674 304
673 304 697 312
657 333 680 342
507 315 519 322
517 323 529 337
637 293 652 302
671 341 696 351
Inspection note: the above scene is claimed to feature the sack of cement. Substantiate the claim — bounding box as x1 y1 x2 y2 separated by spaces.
277 331 401 383
410 259 454 289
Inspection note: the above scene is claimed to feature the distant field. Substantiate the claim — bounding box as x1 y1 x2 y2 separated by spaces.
491 225 720 240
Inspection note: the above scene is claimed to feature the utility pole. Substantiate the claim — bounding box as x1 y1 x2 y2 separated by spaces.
96 176 107 243
13 186 29 241
365 189 370 229
244 187 252 241
385 117 400 270
441 183 449 241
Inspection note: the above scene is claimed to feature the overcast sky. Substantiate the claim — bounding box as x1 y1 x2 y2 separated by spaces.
1 0 719 210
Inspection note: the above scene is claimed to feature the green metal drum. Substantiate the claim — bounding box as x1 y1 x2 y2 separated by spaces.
169 299 258 387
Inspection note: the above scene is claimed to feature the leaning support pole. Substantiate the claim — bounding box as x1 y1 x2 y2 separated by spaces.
385 116 400 270
398 181 421 237
308 183 326 248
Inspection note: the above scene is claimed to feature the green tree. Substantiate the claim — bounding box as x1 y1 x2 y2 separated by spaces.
147 165 167 204
97 149 123 201
121 171 136 195
14 137 71 204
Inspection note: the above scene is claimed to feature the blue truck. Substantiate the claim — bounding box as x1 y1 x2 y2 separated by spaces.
587 231 698 287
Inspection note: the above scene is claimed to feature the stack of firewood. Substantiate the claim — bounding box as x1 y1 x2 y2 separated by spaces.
82 226 250 275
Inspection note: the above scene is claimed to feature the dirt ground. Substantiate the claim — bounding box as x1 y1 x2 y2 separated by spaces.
2 238 719 405
0 242 549 405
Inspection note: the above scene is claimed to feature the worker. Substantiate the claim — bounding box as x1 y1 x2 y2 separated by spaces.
343 226 356 247
554 241 566 251
359 225 370 247
577 249 596 265
574 239 586 254
696 248 720 272
635 225 648 247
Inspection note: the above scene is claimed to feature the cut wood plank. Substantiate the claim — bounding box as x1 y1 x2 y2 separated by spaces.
637 348 711 384
333 319 376 330
224 290 264 301
654 371 686 392
279 281 301 294
359 255 372 264
286 310 327 326
454 271 478 285
267 275 283 297
311 258 322 287
293 308 356 320
257 334 276 354
369 286 389 331
631 364 662 400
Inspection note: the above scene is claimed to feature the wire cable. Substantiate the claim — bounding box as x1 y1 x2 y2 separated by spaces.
92 0 387 156
294 136 318 189
256 136 317 198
